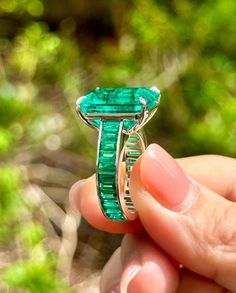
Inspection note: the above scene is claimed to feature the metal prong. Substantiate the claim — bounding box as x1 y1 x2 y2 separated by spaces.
150 86 160 94
137 96 148 125
75 95 97 129
122 97 149 135
150 86 161 108
75 96 86 113
133 97 149 132
124 93 160 134
139 96 147 108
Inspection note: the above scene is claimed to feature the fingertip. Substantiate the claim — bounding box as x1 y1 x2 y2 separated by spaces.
144 143 166 160
120 234 179 293
130 144 165 200
127 268 164 293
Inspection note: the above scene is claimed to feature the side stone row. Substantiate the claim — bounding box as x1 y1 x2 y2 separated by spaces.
97 120 125 221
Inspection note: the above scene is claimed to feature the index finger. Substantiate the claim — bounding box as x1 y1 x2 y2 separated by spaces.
69 174 143 233
69 154 236 233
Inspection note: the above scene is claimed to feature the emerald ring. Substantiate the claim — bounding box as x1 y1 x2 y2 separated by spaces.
76 87 160 221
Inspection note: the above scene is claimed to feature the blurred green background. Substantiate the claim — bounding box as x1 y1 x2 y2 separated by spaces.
0 0 235 292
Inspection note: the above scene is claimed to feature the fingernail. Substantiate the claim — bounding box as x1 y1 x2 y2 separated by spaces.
140 144 195 211
120 255 141 293
69 179 86 212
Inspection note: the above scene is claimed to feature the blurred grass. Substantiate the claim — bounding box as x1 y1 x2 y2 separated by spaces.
0 0 235 292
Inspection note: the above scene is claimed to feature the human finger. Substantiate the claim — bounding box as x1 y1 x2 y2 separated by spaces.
100 234 225 293
69 153 236 233
177 268 225 293
69 175 142 233
130 143 236 291
100 233 179 293
176 155 236 200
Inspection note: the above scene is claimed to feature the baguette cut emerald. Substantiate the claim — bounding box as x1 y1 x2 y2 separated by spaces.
80 87 160 131
97 120 126 221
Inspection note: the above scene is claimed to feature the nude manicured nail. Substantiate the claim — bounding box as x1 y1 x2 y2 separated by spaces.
140 144 195 211
120 256 141 293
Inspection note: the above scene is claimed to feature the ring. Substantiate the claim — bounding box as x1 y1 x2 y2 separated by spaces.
76 87 160 221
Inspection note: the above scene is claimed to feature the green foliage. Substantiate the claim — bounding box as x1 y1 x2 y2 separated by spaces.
0 128 12 154
0 166 71 292
4 256 69 293
0 82 31 127
0 167 23 242
19 223 45 249
0 0 43 16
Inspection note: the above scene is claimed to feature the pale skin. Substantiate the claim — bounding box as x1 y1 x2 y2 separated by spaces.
69 144 236 293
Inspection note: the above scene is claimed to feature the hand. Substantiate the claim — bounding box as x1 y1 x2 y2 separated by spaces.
69 144 236 292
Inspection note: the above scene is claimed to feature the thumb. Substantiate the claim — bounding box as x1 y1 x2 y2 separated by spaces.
130 144 236 292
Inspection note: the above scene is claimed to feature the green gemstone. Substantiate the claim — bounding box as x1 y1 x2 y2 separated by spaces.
96 120 126 221
102 200 120 209
80 87 160 131
126 150 142 157
100 190 116 197
80 87 159 114
109 213 126 221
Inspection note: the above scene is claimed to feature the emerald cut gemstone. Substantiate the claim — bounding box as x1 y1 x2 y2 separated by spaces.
79 87 160 131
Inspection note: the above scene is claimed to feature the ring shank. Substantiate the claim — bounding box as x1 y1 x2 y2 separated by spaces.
96 120 146 221
119 132 146 220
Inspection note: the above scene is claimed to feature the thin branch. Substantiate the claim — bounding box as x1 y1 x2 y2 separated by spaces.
57 208 81 283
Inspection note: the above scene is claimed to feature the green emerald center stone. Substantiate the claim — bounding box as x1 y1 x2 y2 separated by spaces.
80 87 160 131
